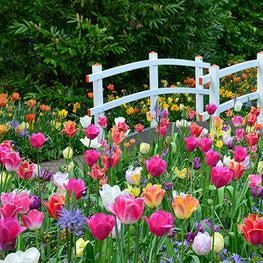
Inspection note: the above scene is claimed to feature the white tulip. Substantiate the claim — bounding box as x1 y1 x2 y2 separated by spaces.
1 247 40 263
63 147 73 159
53 172 69 189
99 184 122 211
80 115 92 129
223 155 232 166
114 117 125 126
234 101 243 112
80 137 102 149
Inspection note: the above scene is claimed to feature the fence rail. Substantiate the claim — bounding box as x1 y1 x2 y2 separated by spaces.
86 51 263 126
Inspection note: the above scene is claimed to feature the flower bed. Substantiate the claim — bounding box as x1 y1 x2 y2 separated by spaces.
0 98 263 263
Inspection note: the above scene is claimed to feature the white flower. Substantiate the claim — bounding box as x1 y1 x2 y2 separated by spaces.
99 184 122 211
223 155 232 166
31 164 40 179
1 247 40 263
124 129 130 137
80 137 102 149
53 172 69 189
63 147 73 159
216 160 223 167
200 128 208 137
176 119 190 128
125 167 142 184
172 191 186 198
234 101 243 112
80 115 92 129
114 117 125 126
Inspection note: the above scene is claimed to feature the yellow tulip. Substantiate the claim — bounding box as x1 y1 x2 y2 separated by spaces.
76 238 89 257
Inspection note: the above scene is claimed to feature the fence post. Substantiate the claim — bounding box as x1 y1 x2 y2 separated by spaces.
149 51 159 128
209 64 220 113
257 51 263 123
195 55 204 120
92 63 104 126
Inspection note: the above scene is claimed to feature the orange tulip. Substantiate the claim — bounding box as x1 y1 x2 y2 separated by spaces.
247 113 257 127
172 194 199 219
88 92 93 99
10 92 21 101
61 122 79 137
26 114 36 122
40 104 51 112
25 99 36 107
107 84 114 91
0 97 8 107
141 184 165 208
229 161 245 180
111 125 125 145
250 106 261 117
130 139 136 144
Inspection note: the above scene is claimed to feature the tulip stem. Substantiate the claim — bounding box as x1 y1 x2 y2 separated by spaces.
98 240 103 263
154 236 158 263
96 180 99 211
181 220 184 263
126 225 130 263
254 245 258 263
210 189 217 263
133 223 140 263
56 229 60 263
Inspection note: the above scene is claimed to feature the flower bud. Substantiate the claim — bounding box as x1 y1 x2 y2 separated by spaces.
63 147 73 159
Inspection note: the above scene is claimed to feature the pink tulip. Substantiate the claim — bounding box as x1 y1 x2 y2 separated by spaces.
29 132 49 148
83 124 100 140
97 116 108 128
108 195 144 225
88 164 107 180
155 125 167 137
204 149 221 167
101 154 121 168
84 149 101 167
248 174 262 188
232 116 244 127
21 209 44 231
211 166 233 188
86 213 115 240
2 151 23 172
0 203 20 219
206 103 217 115
235 128 245 142
233 145 247 163
145 156 166 178
0 145 10 164
184 135 199 152
16 161 35 180
64 178 87 200
200 137 213 153
0 218 26 251
143 210 174 237
14 193 33 214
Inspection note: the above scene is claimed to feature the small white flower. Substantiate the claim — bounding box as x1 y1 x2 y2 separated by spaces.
216 160 223 167
2 247 40 263
80 137 102 149
234 101 243 112
80 115 92 129
223 155 232 166
114 117 126 126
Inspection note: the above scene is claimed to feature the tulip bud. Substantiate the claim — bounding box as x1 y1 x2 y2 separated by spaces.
63 147 73 159
192 232 211 255
140 143 150 154
212 232 224 253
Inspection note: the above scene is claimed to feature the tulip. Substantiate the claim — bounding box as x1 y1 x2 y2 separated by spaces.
251 186 263 198
212 232 224 253
84 149 101 167
143 210 174 237
101 154 121 169
246 131 259 146
222 134 232 145
80 137 102 149
233 145 247 163
176 119 190 128
229 162 245 180
88 164 107 180
211 166 233 188
80 115 92 129
172 194 199 219
21 209 44 231
235 128 245 142
200 137 213 153
145 156 166 178
29 195 41 210
192 232 211 255
16 161 35 180
83 124 100 140
146 112 155 122
62 147 73 159
99 184 123 211
141 184 165 208
154 125 167 136
190 123 203 137
0 145 10 164
2 151 23 172
188 110 196 119
29 132 49 148
193 157 201 170
53 172 69 189
173 167 187 179
114 117 126 126
118 121 129 133
42 194 65 219
61 122 79 137
111 126 125 145
0 218 26 251
248 174 262 188
184 135 199 152
64 178 87 200
212 116 224 130
125 167 142 185
205 149 221 167
86 213 115 240
108 194 144 225
247 112 257 126
140 143 150 154
234 101 243 112
76 238 89 257
97 116 108 128
238 214 263 245
231 116 244 127
206 103 217 115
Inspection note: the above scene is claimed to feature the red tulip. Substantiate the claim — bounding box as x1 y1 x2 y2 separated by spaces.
205 149 221 167
232 116 244 127
64 178 87 200
200 137 213 153
117 121 129 133
184 135 199 152
155 125 167 137
190 123 203 137
86 213 115 240
88 164 107 180
29 132 49 148
16 161 35 180
246 131 259 146
145 156 166 178
83 124 100 140
0 218 26 251
108 195 144 225
21 209 44 231
238 214 263 245
211 166 233 188
135 124 144 133
229 162 245 180
233 145 247 163
205 103 217 115
42 194 65 219
84 149 101 167
143 210 174 237
247 113 257 126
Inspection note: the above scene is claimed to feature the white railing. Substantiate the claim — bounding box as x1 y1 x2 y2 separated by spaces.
86 51 263 126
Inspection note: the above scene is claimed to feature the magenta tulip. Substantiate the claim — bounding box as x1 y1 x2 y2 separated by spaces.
0 218 26 250
64 178 87 200
145 156 166 178
2 151 23 172
211 166 233 188
108 195 144 225
200 137 213 153
21 209 44 231
184 135 199 152
232 116 244 127
86 213 115 240
205 149 221 167
97 116 108 128
205 103 217 115
233 145 247 163
84 149 101 167
0 145 10 164
29 132 49 148
143 210 174 237
83 124 100 140
235 128 245 142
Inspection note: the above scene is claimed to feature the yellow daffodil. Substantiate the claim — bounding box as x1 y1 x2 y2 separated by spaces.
76 238 90 257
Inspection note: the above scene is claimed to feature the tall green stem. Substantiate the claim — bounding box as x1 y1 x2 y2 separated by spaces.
154 236 159 263
254 245 258 263
181 220 185 263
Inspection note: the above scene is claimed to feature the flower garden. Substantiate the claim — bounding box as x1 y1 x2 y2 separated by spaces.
1 64 263 263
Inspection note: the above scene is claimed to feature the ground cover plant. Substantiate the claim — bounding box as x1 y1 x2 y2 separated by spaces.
0 96 263 262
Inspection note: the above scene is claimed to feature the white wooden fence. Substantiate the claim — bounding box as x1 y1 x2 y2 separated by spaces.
86 51 263 126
